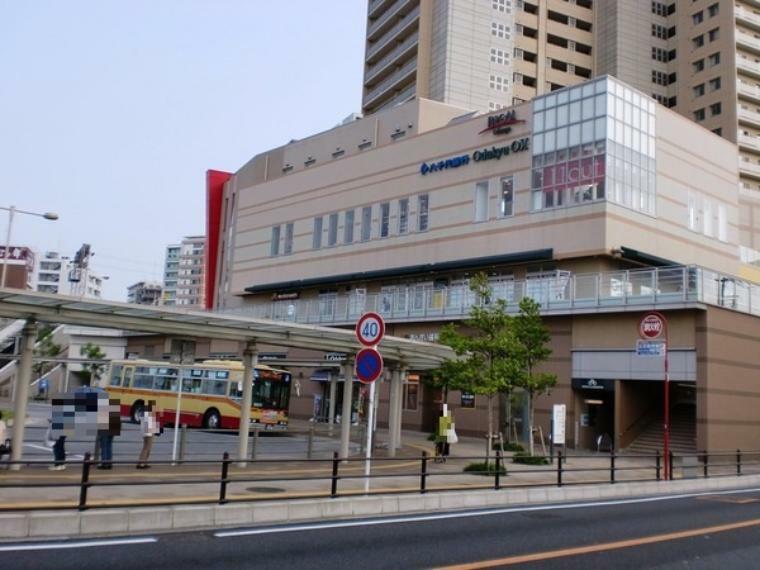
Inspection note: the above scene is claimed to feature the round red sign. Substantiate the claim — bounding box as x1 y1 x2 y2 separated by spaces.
639 313 664 339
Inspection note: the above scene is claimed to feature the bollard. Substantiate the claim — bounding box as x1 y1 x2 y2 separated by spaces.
250 426 259 461
737 449 742 476
219 452 231 505
557 450 563 487
78 452 92 511
703 450 708 478
655 450 661 481
668 451 674 481
420 451 428 494
610 450 616 484
178 424 187 462
494 451 502 490
330 451 339 498
307 425 314 460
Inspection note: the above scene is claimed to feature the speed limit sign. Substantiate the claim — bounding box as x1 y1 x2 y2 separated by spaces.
356 312 385 347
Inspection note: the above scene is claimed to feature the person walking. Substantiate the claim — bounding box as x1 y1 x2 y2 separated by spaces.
98 399 121 470
137 402 159 469
45 418 67 470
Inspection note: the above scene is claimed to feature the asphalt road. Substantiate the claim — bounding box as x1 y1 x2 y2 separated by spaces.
6 487 760 569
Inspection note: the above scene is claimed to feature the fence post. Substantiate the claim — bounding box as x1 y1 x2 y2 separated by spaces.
307 425 314 460
219 452 231 505
655 450 661 481
557 450 563 487
610 450 616 484
78 452 92 511
178 424 187 462
703 450 708 478
330 451 339 498
737 449 742 476
669 451 674 481
420 451 428 494
250 426 258 461
494 451 502 490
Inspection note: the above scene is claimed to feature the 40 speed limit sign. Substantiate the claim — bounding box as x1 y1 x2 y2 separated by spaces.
355 312 385 347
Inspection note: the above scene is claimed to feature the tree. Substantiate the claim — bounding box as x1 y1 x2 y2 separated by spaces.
437 273 520 460
513 297 557 456
33 326 61 380
80 342 106 386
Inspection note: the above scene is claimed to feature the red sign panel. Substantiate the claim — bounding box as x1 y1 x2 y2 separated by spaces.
639 313 665 339
355 312 385 347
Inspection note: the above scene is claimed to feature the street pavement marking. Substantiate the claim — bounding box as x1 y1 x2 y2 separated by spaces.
0 537 157 552
696 495 760 505
215 486 760 538
436 517 760 569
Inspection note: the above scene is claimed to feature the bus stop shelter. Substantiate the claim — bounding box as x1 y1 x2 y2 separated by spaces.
0 287 453 466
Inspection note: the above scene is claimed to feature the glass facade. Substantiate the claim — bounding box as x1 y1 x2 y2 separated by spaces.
531 77 656 216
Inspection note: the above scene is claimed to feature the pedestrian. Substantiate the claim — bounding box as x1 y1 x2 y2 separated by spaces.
45 418 66 470
137 401 160 469
98 398 121 470
0 411 10 462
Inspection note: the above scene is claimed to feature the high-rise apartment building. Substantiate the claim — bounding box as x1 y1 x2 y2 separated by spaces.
33 251 104 298
126 281 163 306
162 236 205 307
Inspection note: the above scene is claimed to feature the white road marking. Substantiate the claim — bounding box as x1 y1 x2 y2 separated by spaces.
215 486 760 538
24 443 84 459
0 537 157 552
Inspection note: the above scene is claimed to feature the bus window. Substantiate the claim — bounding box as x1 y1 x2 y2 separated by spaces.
124 367 134 387
110 365 123 386
154 368 179 391
133 367 155 389
228 381 243 400
202 379 227 396
182 377 203 394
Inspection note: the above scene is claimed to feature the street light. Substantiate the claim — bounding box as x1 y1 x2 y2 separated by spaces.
0 205 59 288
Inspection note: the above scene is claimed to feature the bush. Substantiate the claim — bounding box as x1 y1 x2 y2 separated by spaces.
512 451 550 465
427 432 437 442
463 462 507 476
492 441 525 453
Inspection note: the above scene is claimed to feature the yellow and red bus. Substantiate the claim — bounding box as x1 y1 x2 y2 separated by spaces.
102 359 292 429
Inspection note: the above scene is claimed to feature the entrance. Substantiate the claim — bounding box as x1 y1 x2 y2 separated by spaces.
572 378 615 450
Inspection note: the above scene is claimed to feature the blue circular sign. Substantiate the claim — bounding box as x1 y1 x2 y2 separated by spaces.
355 347 383 384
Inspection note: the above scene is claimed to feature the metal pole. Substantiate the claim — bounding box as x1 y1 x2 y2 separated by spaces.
307 425 314 460
339 357 354 460
237 342 258 463
171 367 184 462
0 206 14 288
387 367 401 457
663 319 670 480
363 380 376 493
78 453 92 511
10 319 36 470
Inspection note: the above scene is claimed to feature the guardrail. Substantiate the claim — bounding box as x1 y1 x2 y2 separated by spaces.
2 448 759 512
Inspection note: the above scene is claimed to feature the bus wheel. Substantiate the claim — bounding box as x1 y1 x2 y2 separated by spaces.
131 401 145 424
203 409 221 430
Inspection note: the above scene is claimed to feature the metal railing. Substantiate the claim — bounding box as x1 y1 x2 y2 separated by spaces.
222 265 760 325
2 448 760 512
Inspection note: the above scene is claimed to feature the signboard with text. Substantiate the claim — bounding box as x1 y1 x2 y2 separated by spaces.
552 404 566 445
636 340 666 357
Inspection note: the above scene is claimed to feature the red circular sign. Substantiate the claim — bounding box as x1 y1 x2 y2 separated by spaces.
355 347 383 384
639 313 664 339
355 312 385 347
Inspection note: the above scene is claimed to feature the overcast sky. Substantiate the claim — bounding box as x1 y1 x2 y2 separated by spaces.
0 0 366 301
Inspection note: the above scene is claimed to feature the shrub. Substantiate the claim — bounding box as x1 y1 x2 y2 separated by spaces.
512 451 550 465
492 441 525 452
427 432 437 442
463 462 507 476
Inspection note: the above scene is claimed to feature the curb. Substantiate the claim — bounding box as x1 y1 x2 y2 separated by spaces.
2 474 760 542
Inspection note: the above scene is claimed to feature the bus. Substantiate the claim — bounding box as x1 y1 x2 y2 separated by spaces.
102 359 292 429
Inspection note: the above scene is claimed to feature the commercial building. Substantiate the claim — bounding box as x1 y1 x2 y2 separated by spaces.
126 281 163 306
162 236 206 307
33 251 105 299
204 75 760 453
0 246 35 290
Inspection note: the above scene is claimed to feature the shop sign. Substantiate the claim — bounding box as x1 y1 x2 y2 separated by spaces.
419 154 470 176
324 352 347 362
636 340 666 357
419 137 530 176
571 378 614 392
460 392 475 408
479 110 526 136
406 332 440 343
259 352 287 361
272 292 299 301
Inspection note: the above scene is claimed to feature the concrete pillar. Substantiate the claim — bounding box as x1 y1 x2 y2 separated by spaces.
339 357 355 459
11 319 37 469
392 367 407 452
237 341 258 462
327 371 338 434
387 367 401 457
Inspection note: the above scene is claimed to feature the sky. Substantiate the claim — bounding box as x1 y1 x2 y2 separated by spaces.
0 0 366 301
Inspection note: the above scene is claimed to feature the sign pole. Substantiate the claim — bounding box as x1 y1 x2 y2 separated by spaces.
664 322 670 480
639 312 669 479
171 368 183 463
364 380 376 493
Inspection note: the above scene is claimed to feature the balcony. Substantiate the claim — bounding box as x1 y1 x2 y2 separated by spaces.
736 7 760 31
368 0 398 20
363 57 417 109
374 85 416 113
367 0 415 41
365 31 419 85
737 80 760 103
739 106 760 127
366 5 420 62
737 57 760 81
739 133 760 151
220 266 760 325
736 30 760 55
740 159 760 179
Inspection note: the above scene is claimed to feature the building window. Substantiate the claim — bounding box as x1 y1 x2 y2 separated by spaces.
490 47 509 65
718 204 727 241
380 202 390 238
474 181 489 222
708 28 719 42
361 206 372 241
651 1 668 16
500 177 514 217
398 199 409 234
712 127 722 136
492 0 509 12
710 102 722 116
694 108 705 121
693 84 705 97
490 74 508 91
688 192 698 230
692 59 704 72
327 212 338 246
707 3 718 17
418 194 429 231
312 217 323 249
403 383 418 411
692 34 704 48
652 24 668 39
344 209 354 244
708 77 721 91
491 22 510 39
708 52 720 66
270 226 280 256
692 11 703 24
703 198 713 237
283 223 293 255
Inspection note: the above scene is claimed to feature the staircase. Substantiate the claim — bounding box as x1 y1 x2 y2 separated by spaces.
625 406 696 454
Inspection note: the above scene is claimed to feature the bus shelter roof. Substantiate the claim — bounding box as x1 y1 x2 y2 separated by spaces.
0 288 452 370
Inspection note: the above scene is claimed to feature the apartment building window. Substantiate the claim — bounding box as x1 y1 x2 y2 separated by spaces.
312 217 323 249
694 108 706 121
327 212 339 246
708 52 720 66
707 3 718 17
418 194 429 231
688 192 698 230
489 102 506 111
491 22 510 39
693 59 704 72
652 24 668 39
270 225 281 256
652 70 670 86
344 209 354 244
693 83 705 97
708 28 719 42
490 48 509 65
693 34 704 48
492 0 509 12
710 102 722 116
651 1 668 16
490 74 508 91
712 127 722 136
703 198 713 237
398 199 409 234
500 177 514 217
283 223 294 255
474 181 489 222
651 47 675 62
379 202 390 238
708 77 721 91
718 204 727 241
692 11 703 24
361 206 372 241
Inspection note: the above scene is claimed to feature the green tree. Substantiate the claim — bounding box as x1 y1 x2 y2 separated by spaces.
33 326 61 379
80 342 106 386
513 297 557 456
438 273 520 460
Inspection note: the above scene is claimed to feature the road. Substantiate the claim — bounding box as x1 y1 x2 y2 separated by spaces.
5 487 760 569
